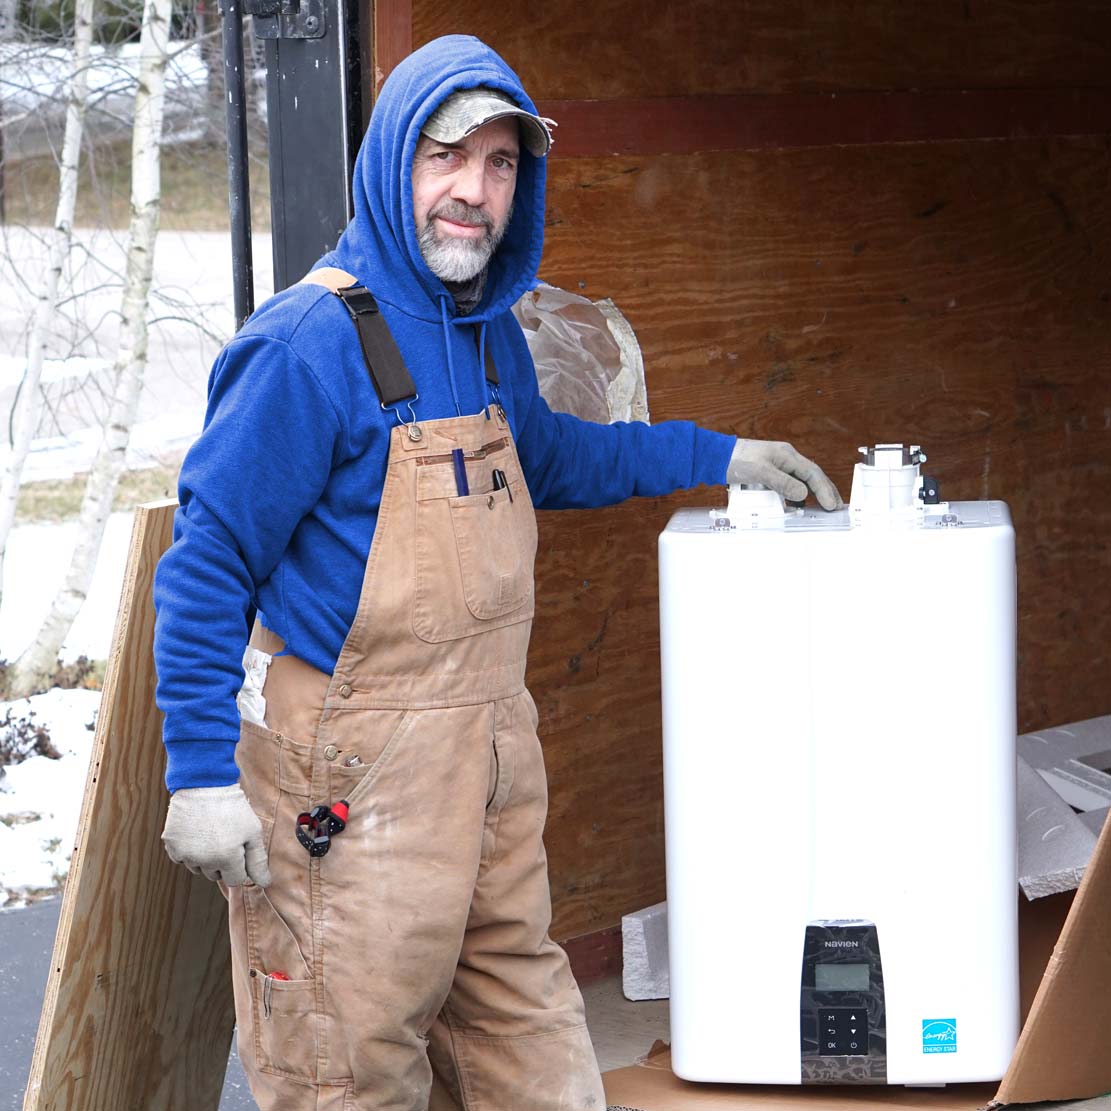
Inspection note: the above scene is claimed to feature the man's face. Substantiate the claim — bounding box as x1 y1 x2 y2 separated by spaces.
412 116 519 283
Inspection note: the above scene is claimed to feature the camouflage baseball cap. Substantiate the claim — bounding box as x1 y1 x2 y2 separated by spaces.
422 87 555 157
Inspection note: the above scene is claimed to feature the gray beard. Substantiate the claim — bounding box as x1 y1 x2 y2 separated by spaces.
417 200 512 284
419 226 495 282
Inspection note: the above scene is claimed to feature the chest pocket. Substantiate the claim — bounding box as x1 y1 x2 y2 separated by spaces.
412 443 537 643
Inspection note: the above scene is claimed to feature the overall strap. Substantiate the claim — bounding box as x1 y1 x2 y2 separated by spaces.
300 268 417 408
473 328 499 388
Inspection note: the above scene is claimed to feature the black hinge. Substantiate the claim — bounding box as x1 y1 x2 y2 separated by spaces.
242 0 326 39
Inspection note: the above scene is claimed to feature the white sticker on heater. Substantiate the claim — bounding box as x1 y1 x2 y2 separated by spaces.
922 1018 957 1054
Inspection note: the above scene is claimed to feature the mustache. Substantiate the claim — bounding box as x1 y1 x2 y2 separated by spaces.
428 200 494 230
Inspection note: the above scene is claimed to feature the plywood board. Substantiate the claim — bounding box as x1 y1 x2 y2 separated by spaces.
24 501 234 1111
540 138 1111 735
347 0 1110 949
529 135 1111 940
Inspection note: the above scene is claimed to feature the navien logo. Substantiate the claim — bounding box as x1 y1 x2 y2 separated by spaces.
824 940 859 948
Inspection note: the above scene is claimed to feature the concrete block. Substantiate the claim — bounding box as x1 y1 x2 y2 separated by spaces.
622 900 670 1001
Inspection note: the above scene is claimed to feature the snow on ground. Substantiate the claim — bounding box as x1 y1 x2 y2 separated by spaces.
0 512 136 663
0 41 209 119
0 226 273 478
0 225 273 904
0 354 111 389
0 512 137 905
1 41 214 159
0 688 101 906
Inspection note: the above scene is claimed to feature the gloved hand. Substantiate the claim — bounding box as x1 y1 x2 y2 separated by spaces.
161 784 271 887
727 439 843 511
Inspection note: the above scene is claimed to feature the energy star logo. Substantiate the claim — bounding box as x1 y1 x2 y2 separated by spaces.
922 1018 957 1054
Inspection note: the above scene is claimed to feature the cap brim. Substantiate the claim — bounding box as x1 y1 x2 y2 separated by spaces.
422 92 553 157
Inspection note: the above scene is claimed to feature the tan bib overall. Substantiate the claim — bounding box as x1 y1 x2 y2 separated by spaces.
225 271 606 1110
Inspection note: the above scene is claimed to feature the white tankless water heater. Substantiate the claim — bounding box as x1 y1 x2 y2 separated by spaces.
659 443 1019 1086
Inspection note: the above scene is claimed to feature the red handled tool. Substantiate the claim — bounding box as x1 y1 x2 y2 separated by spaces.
295 799 350 857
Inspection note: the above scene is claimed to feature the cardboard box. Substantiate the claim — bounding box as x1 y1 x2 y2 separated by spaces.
604 722 1111 1109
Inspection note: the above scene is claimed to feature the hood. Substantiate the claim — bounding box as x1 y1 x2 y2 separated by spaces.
323 35 546 324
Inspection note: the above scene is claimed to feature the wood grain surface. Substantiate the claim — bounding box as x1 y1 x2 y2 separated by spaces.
372 0 411 91
24 502 234 1111
535 90 1111 159
533 135 1111 939
411 0 1111 99
377 0 1110 944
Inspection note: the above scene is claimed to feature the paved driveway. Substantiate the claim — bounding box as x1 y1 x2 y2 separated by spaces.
0 898 256 1109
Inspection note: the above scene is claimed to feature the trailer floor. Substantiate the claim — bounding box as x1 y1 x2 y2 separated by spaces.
3 899 1107 1110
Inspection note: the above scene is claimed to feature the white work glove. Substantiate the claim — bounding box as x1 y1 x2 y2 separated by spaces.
161 784 271 887
727 439 843 511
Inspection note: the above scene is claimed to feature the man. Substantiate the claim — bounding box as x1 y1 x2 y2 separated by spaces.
155 34 840 1111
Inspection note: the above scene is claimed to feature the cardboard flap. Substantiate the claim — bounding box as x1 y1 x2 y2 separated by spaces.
995 807 1111 1104
603 1047 997 1110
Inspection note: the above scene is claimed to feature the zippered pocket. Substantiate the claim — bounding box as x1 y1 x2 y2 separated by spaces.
415 438 509 501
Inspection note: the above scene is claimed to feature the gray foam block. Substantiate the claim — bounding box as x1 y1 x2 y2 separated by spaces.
1017 754 1096 899
621 900 670 1001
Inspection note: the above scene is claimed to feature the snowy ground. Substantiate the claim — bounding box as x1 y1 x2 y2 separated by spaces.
0 513 143 906
1 40 220 160
0 689 101 905
0 226 272 906
0 225 274 478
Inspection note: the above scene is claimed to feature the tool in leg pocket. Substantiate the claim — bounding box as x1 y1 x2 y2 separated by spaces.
256 970 291 1019
295 799 350 857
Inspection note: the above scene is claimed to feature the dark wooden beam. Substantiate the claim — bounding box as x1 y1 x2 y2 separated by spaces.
373 0 411 93
561 924 623 985
538 89 1111 158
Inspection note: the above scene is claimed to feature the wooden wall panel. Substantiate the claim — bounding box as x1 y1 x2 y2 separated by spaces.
411 0 1111 99
401 0 1111 942
533 135 1111 939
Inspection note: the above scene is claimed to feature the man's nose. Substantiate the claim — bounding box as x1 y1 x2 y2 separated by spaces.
450 161 486 207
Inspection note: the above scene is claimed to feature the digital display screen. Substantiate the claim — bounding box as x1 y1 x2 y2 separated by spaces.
815 962 870 992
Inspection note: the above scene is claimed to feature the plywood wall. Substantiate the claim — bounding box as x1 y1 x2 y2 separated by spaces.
394 1 1111 940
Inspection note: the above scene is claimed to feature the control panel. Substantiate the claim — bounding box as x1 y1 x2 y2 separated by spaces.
800 920 887 1084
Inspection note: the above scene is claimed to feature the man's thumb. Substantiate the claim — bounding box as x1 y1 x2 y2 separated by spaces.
245 835 271 887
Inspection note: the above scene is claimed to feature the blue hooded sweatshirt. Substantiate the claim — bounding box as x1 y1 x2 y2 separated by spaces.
153 35 735 791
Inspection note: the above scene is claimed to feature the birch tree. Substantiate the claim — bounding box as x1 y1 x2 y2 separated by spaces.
0 0 15 44
6 0 173 697
0 0 17 220
0 0 96 609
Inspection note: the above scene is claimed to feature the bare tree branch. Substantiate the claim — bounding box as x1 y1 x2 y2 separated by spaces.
8 0 176 696
0 0 96 605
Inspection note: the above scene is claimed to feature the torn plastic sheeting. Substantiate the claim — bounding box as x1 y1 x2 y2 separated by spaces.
512 282 649 425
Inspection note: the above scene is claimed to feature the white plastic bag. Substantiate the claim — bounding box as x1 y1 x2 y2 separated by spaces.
512 282 649 425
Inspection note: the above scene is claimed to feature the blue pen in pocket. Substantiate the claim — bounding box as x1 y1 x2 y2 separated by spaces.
452 448 470 496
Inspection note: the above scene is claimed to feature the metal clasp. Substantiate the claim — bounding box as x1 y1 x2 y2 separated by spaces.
243 0 325 38
381 395 422 440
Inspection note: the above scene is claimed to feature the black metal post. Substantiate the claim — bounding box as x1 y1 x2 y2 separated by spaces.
220 0 255 330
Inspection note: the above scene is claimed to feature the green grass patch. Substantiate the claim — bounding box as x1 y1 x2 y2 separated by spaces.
5 138 271 232
15 459 182 524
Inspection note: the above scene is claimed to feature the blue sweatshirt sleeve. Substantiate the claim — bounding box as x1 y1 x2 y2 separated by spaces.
501 323 736 509
153 334 345 792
